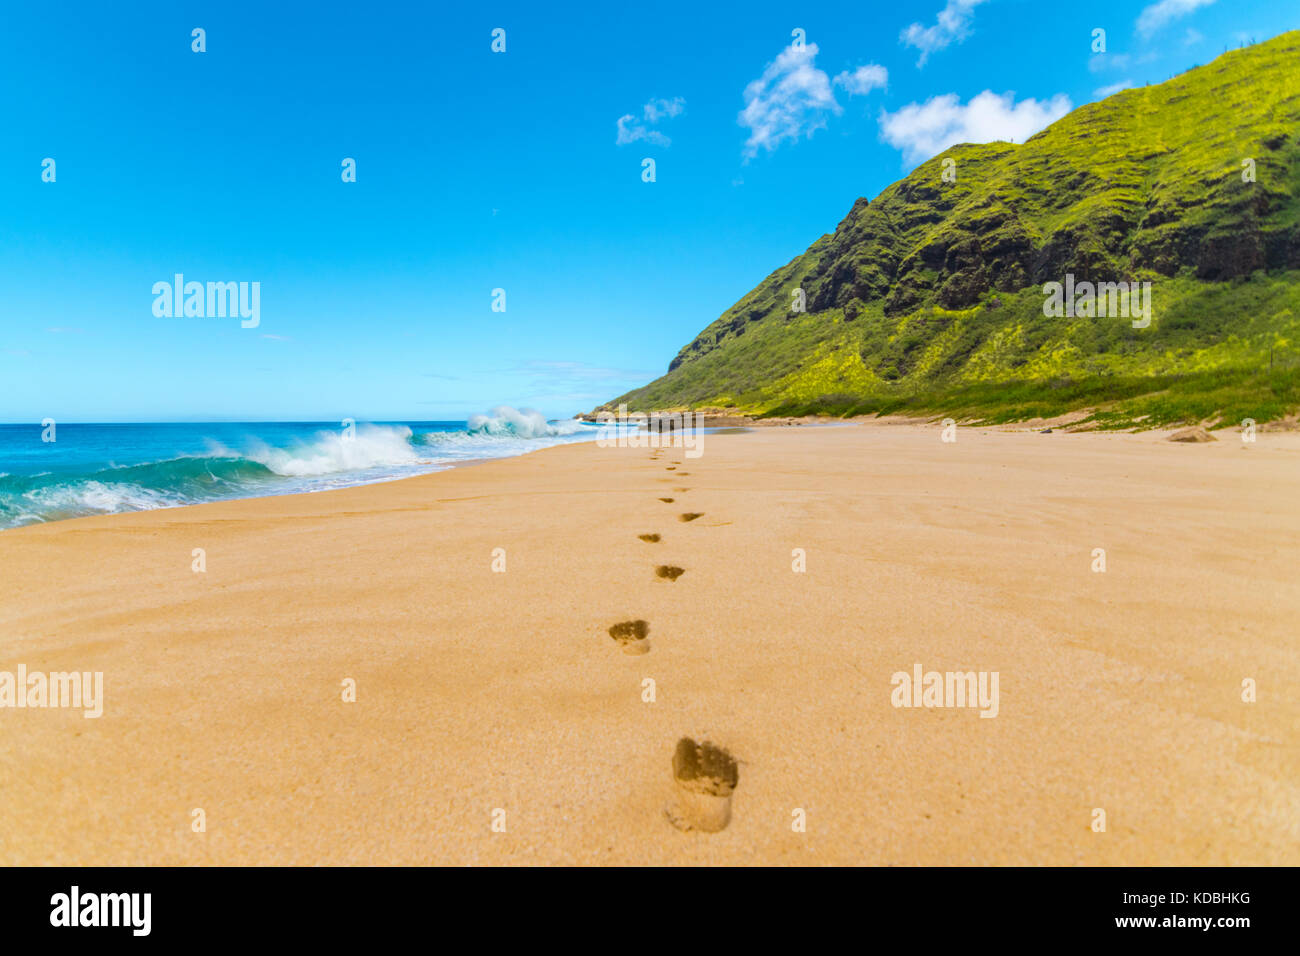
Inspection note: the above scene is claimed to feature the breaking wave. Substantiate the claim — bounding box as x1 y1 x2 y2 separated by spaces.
0 407 603 528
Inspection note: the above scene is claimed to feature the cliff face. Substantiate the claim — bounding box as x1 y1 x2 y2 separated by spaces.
611 33 1300 425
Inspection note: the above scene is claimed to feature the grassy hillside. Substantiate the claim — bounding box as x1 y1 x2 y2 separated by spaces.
606 32 1300 427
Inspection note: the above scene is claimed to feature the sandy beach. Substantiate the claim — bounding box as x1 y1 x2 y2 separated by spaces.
1 422 1297 866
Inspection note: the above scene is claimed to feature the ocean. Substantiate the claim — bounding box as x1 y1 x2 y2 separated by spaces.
0 407 606 530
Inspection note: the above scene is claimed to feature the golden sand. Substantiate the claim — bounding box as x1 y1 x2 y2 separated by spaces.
1 423 1297 864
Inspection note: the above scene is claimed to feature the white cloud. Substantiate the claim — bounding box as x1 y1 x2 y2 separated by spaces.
1183 27 1204 46
878 89 1072 165
1089 52 1132 73
834 64 888 95
900 0 989 66
738 42 840 158
642 98 684 123
1093 80 1134 98
616 97 685 147
1136 0 1215 37
616 116 668 147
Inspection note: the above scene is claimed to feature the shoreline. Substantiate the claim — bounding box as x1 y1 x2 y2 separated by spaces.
0 424 603 534
2 423 1297 864
6 414 1292 535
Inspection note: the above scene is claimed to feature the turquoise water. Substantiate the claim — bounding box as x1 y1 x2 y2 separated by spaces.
0 409 603 529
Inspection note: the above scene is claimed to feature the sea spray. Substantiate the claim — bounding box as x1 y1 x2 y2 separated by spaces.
237 424 423 477
467 406 586 438
0 411 603 529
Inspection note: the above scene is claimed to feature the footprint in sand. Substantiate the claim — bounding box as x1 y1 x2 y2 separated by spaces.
638 533 661 543
678 512 703 522
608 620 650 655
655 565 685 581
659 497 675 503
665 737 739 833
666 466 676 470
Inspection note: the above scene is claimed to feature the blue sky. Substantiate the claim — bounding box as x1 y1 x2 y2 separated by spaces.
1 0 1293 422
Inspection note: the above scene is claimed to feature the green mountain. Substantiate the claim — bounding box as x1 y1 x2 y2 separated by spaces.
606 32 1300 427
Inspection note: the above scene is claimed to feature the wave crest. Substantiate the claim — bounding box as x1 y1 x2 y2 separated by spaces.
465 406 585 439
0 411 600 529
232 425 425 477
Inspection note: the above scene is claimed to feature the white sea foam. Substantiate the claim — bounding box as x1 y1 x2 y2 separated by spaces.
21 480 191 518
466 406 586 438
0 408 608 529
238 425 427 477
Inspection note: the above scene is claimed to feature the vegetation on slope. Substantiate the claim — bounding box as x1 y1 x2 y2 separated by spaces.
605 32 1300 427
